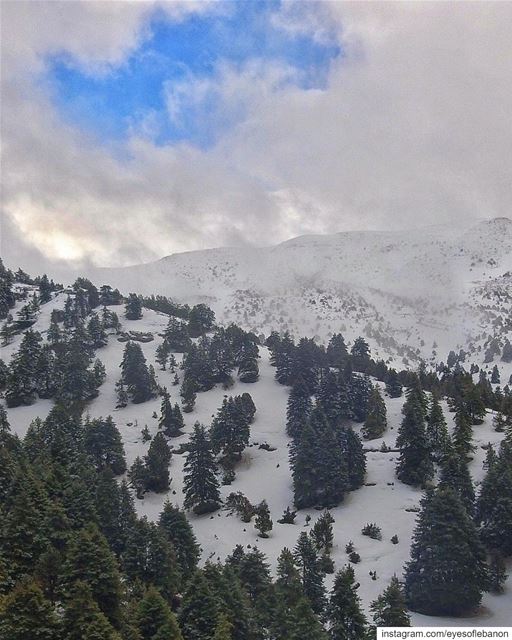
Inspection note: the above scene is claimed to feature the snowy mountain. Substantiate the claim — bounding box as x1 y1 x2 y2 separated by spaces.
88 217 512 368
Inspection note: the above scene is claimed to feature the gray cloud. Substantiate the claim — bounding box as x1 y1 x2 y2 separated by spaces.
1 1 511 274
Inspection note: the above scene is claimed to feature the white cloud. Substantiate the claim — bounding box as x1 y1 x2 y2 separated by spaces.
1 1 511 273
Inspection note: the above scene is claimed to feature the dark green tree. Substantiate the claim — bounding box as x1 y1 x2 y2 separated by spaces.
183 423 221 514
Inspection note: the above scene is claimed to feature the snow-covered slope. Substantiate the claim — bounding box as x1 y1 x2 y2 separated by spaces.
85 217 512 368
2 290 511 626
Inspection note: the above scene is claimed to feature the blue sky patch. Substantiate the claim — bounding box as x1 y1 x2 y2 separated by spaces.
44 1 340 148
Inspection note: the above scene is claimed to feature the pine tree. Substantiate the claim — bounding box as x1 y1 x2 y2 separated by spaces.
404 487 488 616
84 416 126 475
370 576 410 627
62 524 124 627
62 581 121 640
183 423 221 514
213 613 234 640
327 333 349 369
385 369 402 398
158 501 200 580
87 312 108 349
179 571 220 640
311 511 335 555
120 342 156 404
0 579 61 640
439 449 475 516
294 531 326 615
287 598 327 640
351 337 371 372
145 432 172 493
362 386 387 440
210 396 250 464
158 387 185 438
128 456 147 499
426 396 449 462
5 329 42 406
254 500 273 538
286 377 313 439
125 293 143 320
180 376 197 413
136 586 183 640
395 386 433 486
502 340 512 363
317 370 350 429
349 374 372 423
491 365 501 384
339 427 366 491
452 403 475 460
476 446 512 556
327 565 367 640
155 342 170 370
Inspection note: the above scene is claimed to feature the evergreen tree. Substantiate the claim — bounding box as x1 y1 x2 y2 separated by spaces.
294 531 326 615
0 579 60 640
385 369 402 398
158 387 185 438
491 365 500 384
327 333 349 369
183 424 221 514
125 293 143 320
501 340 512 363
213 613 234 640
145 432 172 493
362 386 387 440
87 313 108 349
120 342 156 404
349 374 372 423
350 337 371 372
404 487 488 616
339 427 366 491
426 396 449 462
210 396 250 464
311 511 335 555
439 449 475 516
395 386 433 486
254 500 273 538
83 416 126 475
188 304 215 338
286 377 313 439
476 446 512 556
128 456 147 499
136 586 183 640
178 571 220 640
180 376 197 413
62 581 121 640
5 329 42 406
158 502 200 580
327 565 367 640
452 404 475 460
63 524 124 627
370 576 410 627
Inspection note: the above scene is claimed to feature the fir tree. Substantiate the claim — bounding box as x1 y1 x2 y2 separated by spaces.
286 377 313 439
404 487 488 616
452 404 475 460
439 449 475 516
327 333 349 369
125 293 143 320
0 579 61 640
159 388 184 437
426 396 449 462
62 581 121 640
339 427 366 491
213 613 234 640
120 342 156 404
83 416 126 475
183 423 221 514
395 386 433 486
62 524 124 627
491 365 500 384
370 576 410 627
327 565 367 640
362 386 387 440
351 337 371 372
178 571 220 640
385 369 402 398
5 329 42 406
180 376 197 413
128 456 147 499
254 500 273 538
294 531 326 615
145 432 172 493
287 598 327 640
210 396 251 464
311 511 335 555
158 501 200 580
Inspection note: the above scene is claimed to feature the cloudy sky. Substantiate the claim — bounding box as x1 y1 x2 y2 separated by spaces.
1 1 511 273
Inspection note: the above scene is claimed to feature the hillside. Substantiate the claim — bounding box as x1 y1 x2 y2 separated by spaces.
1 277 511 628
85 217 512 368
